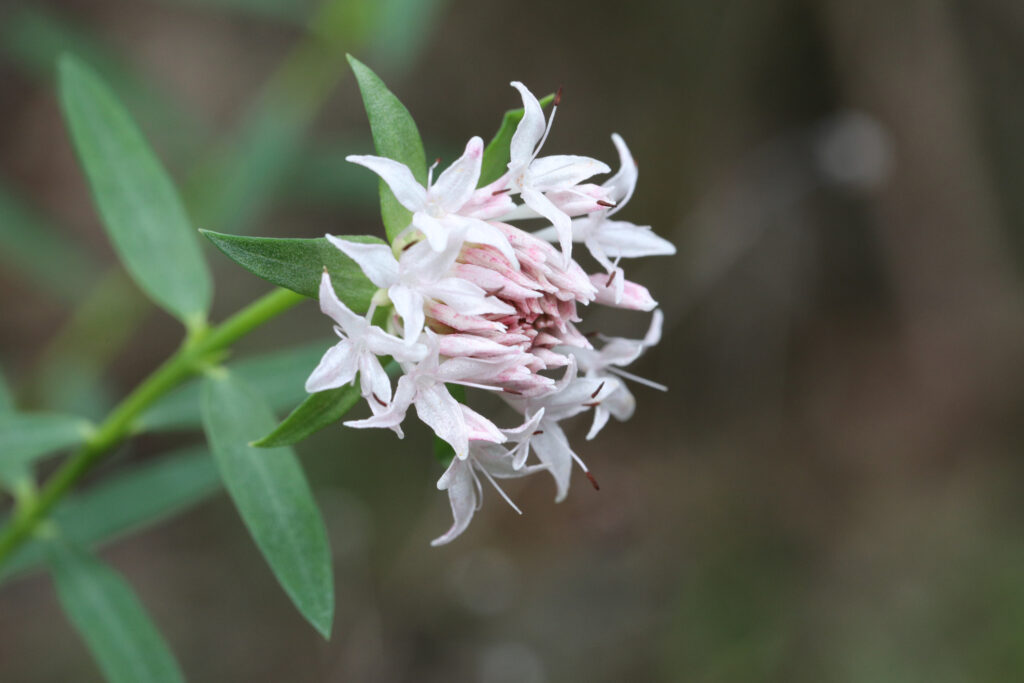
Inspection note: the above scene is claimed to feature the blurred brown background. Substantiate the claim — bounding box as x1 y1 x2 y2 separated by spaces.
2 0 1024 681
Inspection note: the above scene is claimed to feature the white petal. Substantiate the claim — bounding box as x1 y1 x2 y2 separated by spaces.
305 341 358 392
415 384 469 459
317 270 364 332
521 186 573 262
528 155 610 189
456 216 518 265
412 212 450 252
432 136 483 212
358 352 392 405
592 220 676 259
345 154 426 211
431 458 477 546
509 82 546 168
389 284 426 344
326 236 399 289
344 374 415 430
364 325 426 362
532 423 574 502
586 405 611 440
460 404 505 443
604 133 638 211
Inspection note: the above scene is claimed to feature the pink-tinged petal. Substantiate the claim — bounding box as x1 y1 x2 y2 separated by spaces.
528 155 610 189
531 424 574 502
454 217 518 265
509 82 546 168
388 284 426 343
305 341 358 392
462 179 517 220
452 264 541 302
544 184 615 217
317 270 364 331
415 384 469 459
590 274 657 311
433 136 484 212
412 212 450 252
345 154 426 211
461 405 505 443
427 302 506 334
604 133 638 211
521 186 573 262
439 333 524 358
326 236 399 289
427 277 513 316
431 458 477 546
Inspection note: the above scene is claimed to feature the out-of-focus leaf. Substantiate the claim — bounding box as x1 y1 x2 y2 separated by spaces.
58 55 212 328
479 93 555 187
0 447 220 583
0 6 204 161
29 270 148 420
0 413 92 485
0 184 99 303
201 371 334 638
347 54 426 242
0 367 13 413
253 384 361 448
363 0 449 72
140 341 328 432
201 231 380 309
49 541 185 683
146 0 314 23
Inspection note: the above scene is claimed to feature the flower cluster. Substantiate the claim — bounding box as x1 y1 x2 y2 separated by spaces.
308 82 675 545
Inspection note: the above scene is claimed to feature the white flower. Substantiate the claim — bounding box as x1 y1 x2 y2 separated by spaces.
327 234 514 343
305 271 427 409
500 82 611 261
535 134 676 302
504 359 615 501
344 332 518 459
431 435 548 546
564 309 666 440
346 137 516 262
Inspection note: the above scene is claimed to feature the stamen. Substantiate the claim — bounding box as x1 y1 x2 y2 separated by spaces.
609 367 669 391
491 187 512 196
371 393 388 407
427 157 440 188
532 88 560 161
584 471 600 491
532 430 544 435
476 463 523 514
583 401 601 407
402 240 416 252
502 388 523 395
606 270 617 287
596 199 616 208
590 382 605 399
553 86 563 107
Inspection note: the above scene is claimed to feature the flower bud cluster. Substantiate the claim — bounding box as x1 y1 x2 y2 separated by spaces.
308 82 675 544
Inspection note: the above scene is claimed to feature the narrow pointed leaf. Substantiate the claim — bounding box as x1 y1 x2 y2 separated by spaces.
58 55 211 326
1 447 220 583
253 385 361 448
0 412 93 485
201 370 334 638
49 541 185 683
202 230 380 312
479 93 555 187
141 341 329 432
347 54 426 241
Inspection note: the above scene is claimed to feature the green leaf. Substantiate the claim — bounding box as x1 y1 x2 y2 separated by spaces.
253 386 360 448
202 230 381 310
347 54 426 242
49 540 185 683
58 54 211 327
1 447 220 583
479 93 555 187
201 370 334 638
0 412 93 485
140 341 329 432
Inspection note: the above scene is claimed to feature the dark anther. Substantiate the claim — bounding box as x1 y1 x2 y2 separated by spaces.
503 388 523 395
371 393 388 407
596 199 615 208
554 86 563 107
402 240 416 252
583 401 601 407
492 187 512 196
590 382 605 399
533 430 544 435
606 270 617 287
585 471 600 491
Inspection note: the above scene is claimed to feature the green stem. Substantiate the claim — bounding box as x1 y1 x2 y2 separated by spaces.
0 287 304 564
